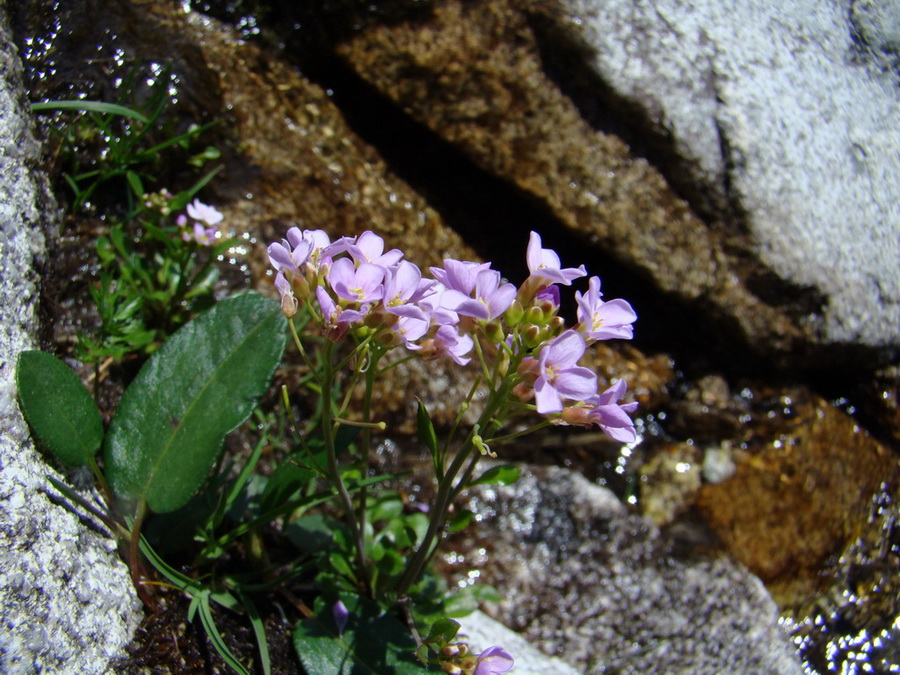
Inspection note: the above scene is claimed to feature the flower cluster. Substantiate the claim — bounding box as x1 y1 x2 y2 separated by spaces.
440 642 515 675
177 198 223 246
268 228 638 442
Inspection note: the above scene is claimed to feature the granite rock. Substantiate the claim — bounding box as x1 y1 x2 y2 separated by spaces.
337 0 899 364
447 464 803 674
556 0 900 350
0 3 142 673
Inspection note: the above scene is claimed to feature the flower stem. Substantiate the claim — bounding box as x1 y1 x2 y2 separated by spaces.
320 341 372 597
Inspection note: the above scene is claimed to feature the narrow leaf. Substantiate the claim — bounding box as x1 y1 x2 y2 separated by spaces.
16 351 103 466
470 464 521 487
31 99 150 123
104 293 287 514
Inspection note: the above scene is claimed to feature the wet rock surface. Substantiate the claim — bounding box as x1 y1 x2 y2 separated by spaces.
5 0 900 672
445 465 803 673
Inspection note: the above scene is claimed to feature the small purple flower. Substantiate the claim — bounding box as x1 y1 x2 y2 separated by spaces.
316 286 363 342
383 261 433 321
412 324 474 365
332 600 349 635
588 379 639 443
191 222 217 246
442 269 516 321
561 379 638 443
186 199 223 226
344 231 404 267
328 258 386 304
473 646 514 675
430 259 492 295
533 330 598 414
575 276 636 341
526 231 586 286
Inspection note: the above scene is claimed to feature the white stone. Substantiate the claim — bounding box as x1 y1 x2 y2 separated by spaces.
561 0 900 348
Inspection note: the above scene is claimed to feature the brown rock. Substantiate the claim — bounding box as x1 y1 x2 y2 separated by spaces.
337 0 812 358
695 390 900 608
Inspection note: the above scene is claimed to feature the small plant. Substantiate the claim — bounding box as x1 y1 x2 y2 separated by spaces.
269 228 638 671
17 227 638 672
33 64 227 367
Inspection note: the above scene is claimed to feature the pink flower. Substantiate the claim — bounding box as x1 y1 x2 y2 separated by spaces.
430 259 492 295
575 276 636 341
191 222 217 246
342 231 404 267
412 324 474 365
526 231 586 286
186 199 223 226
441 269 516 321
473 646 514 675
562 379 638 443
533 330 597 413
328 258 386 304
383 261 433 321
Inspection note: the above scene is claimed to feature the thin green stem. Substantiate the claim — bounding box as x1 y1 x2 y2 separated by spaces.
320 341 372 597
395 380 510 596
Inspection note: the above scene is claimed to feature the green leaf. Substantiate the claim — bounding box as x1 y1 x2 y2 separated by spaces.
104 292 287 514
423 618 460 646
31 100 150 123
15 351 103 466
416 400 438 455
260 459 315 514
470 464 521 487
294 596 435 674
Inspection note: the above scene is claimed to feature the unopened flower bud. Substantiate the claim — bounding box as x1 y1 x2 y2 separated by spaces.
547 316 566 334
522 324 542 348
281 293 298 318
441 664 463 674
503 300 524 327
524 306 544 325
441 645 461 659
512 381 534 402
483 320 504 344
497 348 510 377
539 298 557 315
291 274 311 300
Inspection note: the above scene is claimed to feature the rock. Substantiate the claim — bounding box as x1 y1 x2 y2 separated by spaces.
695 388 900 608
444 465 803 673
0 4 142 672
455 610 581 675
337 0 899 364
555 0 900 350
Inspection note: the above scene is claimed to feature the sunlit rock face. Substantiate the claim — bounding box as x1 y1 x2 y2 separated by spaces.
558 0 900 350
5 0 899 672
0 7 141 674
337 0 900 365
447 465 804 673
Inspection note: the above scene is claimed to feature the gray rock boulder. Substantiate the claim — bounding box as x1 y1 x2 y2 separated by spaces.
453 465 803 673
559 0 900 349
0 4 141 672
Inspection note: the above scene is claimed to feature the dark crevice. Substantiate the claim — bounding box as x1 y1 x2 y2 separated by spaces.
287 46 779 380
525 11 742 231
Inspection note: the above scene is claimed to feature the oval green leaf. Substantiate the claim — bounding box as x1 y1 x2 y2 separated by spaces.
15 350 103 466
104 292 287 514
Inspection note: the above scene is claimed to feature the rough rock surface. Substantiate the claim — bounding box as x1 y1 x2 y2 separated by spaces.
556 0 900 349
0 4 142 673
449 465 803 673
337 0 899 362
